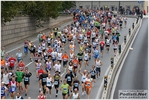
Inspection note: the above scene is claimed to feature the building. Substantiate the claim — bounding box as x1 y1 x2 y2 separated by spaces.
75 1 148 13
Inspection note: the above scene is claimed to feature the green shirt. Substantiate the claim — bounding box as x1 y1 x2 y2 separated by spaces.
61 84 69 94
99 29 104 34
37 34 42 40
16 71 24 82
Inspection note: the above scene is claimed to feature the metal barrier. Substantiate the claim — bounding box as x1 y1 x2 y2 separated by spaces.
100 17 142 99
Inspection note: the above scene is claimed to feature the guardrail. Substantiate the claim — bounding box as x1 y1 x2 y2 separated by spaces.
100 17 142 99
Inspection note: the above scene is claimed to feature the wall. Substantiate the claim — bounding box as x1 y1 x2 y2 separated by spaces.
1 15 72 46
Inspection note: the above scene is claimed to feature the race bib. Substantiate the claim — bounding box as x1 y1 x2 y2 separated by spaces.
1 90 4 94
63 88 67 91
42 78 46 82
25 77 29 81
67 76 71 81
74 83 78 87
47 82 51 85
54 81 58 85
73 64 77 66
11 86 15 91
88 84 90 86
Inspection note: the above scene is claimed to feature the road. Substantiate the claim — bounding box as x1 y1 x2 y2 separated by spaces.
5 17 135 99
113 18 148 99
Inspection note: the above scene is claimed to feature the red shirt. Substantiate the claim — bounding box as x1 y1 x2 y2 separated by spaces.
100 41 105 47
8 57 16 67
48 49 52 54
38 95 45 99
38 69 44 77
87 31 91 37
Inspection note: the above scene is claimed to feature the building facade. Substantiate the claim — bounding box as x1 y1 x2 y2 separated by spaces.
75 1 148 13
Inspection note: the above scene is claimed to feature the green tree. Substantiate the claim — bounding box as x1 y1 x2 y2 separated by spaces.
1 1 74 26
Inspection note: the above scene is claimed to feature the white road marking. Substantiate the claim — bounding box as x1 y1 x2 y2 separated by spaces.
6 38 37 53
25 61 33 67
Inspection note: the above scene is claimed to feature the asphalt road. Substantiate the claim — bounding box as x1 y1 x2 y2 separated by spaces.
113 18 148 99
4 18 135 99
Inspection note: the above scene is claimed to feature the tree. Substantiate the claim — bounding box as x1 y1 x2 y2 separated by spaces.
1 1 74 26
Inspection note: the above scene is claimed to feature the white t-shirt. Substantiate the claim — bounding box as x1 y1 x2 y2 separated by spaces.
57 53 62 60
54 64 61 72
51 52 57 59
3 73 9 84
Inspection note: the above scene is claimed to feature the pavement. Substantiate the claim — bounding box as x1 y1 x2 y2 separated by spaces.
113 18 148 99
4 17 136 99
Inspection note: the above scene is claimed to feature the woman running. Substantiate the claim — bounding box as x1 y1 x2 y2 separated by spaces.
84 50 89 69
46 74 53 98
85 73 93 99
70 88 80 99
95 58 103 78
78 68 87 96
23 67 32 96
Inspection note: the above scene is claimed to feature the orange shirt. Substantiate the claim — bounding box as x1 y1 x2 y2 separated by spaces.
72 59 78 66
42 35 46 40
69 45 75 53
62 54 69 61
1 59 5 66
85 80 92 89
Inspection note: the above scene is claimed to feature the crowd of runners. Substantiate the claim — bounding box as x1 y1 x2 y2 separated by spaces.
1 9 128 99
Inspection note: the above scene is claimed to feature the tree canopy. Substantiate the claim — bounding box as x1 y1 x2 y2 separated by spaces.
1 1 75 25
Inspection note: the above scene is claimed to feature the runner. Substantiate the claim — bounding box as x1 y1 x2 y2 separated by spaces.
1 58 6 72
70 88 80 99
15 67 24 93
72 56 79 76
113 40 118 56
77 50 84 68
78 68 87 96
1 82 8 99
85 73 93 99
16 49 23 63
67 61 73 75
84 50 89 69
24 40 29 55
60 79 69 99
35 60 42 78
62 52 69 68
105 37 111 52
23 67 32 96
45 59 52 73
53 71 62 97
2 70 10 90
65 70 74 96
38 65 44 92
5 53 10 69
46 74 53 99
51 49 57 66
90 65 96 84
57 51 62 64
93 47 100 64
99 39 105 57
123 16 127 28
15 92 23 99
39 70 48 94
53 61 62 74
1 47 5 59
29 42 36 61
37 91 46 99
95 58 103 78
9 77 17 99
18 60 25 71
72 76 80 92
69 52 74 61
37 32 43 43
